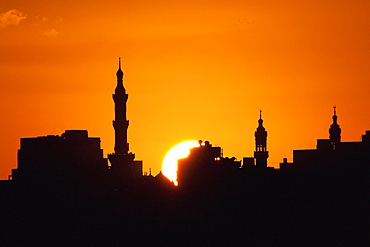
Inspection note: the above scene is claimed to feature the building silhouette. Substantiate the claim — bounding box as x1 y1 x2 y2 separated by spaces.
329 105 341 149
10 130 107 183
241 111 271 169
1 61 369 246
108 58 142 181
177 140 240 189
291 130 370 171
281 107 369 171
10 59 143 185
254 110 269 168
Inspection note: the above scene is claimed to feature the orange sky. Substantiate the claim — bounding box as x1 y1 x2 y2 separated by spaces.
0 0 369 179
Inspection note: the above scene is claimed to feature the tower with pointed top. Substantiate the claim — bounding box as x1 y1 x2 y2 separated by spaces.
108 58 142 180
329 106 341 149
254 110 269 168
113 58 129 155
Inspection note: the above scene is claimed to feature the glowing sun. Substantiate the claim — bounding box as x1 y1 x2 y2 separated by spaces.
162 140 199 185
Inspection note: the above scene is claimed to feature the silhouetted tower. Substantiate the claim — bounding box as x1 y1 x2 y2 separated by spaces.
254 110 269 168
113 58 129 154
329 105 341 149
108 59 142 180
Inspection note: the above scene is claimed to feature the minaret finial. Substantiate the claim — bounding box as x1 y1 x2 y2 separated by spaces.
258 110 263 126
333 105 336 115
116 57 124 78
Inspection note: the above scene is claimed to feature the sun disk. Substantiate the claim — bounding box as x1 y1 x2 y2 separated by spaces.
162 140 199 186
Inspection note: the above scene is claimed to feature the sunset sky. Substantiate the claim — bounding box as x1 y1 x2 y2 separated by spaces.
0 0 369 179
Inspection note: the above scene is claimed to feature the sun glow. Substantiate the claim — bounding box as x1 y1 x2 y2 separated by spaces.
162 140 199 186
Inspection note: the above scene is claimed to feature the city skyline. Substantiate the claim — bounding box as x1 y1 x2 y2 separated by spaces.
1 0 370 179
7 59 368 183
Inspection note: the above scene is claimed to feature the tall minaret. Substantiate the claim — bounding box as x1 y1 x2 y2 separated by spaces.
254 110 269 168
109 58 142 180
329 105 341 149
113 57 129 155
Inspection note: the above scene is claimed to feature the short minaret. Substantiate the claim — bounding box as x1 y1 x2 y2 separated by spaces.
113 57 129 154
254 110 269 168
329 105 341 149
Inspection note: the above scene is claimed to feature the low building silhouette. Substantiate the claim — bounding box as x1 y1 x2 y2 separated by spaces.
281 107 370 171
11 130 108 183
279 157 294 169
177 140 241 189
292 130 370 171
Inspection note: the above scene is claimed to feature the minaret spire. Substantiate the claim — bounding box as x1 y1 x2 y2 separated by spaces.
254 110 268 168
329 105 341 149
108 58 143 180
112 58 129 154
116 57 124 91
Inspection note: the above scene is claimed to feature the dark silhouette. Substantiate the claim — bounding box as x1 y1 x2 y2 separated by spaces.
329 105 341 149
10 130 108 184
254 110 269 168
177 140 240 191
0 61 368 246
281 107 369 172
108 58 142 183
113 58 129 155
